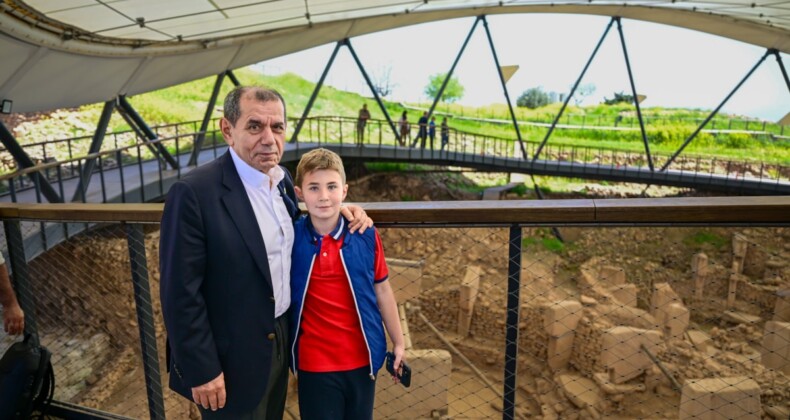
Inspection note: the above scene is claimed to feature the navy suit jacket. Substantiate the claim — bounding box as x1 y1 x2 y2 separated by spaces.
159 151 299 413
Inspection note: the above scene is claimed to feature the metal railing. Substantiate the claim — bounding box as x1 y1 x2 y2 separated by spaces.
1 116 788 204
0 197 788 419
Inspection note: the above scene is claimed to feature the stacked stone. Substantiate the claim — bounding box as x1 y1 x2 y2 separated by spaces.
569 312 614 377
736 281 779 315
519 303 549 360
414 287 458 333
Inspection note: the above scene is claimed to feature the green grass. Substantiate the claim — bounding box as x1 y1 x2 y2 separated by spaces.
11 68 789 166
685 231 728 249
522 229 567 254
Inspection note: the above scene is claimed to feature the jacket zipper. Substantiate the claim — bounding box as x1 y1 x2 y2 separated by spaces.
291 254 316 378
339 249 376 380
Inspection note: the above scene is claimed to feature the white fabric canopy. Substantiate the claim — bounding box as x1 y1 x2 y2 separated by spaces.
1 0 788 113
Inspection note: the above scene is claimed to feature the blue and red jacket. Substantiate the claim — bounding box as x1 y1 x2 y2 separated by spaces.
290 216 387 379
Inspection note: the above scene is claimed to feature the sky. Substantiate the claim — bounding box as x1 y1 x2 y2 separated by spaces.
254 14 789 122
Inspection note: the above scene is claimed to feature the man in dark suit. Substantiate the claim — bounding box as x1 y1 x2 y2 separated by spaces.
160 86 370 419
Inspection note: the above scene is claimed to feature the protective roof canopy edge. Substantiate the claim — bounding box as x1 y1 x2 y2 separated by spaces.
1 4 788 114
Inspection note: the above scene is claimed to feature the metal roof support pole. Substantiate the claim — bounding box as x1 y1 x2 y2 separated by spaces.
226 69 241 87
661 49 771 171
117 95 180 170
290 41 342 143
0 120 62 203
343 39 400 142
427 16 481 120
772 49 790 93
481 16 527 160
532 17 615 163
116 107 165 167
189 71 226 166
615 17 653 171
71 99 114 202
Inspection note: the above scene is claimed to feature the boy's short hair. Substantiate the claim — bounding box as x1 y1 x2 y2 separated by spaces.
295 148 346 186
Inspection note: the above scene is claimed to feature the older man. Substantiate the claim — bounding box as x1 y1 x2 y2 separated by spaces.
160 86 370 419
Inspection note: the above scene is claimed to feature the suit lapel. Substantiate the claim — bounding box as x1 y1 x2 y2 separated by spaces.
219 152 273 287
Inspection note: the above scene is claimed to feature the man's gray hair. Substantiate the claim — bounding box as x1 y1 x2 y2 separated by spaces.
223 86 287 125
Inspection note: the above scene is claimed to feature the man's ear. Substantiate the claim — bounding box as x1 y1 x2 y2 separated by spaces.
342 184 348 201
294 186 304 201
220 118 234 145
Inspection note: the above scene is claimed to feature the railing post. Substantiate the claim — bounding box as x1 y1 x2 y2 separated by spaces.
125 223 166 420
503 225 521 420
3 219 39 341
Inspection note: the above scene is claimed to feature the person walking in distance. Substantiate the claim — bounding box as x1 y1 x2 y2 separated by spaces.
398 111 410 146
356 104 371 146
440 117 450 152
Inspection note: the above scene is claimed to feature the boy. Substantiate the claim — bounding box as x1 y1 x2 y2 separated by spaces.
290 148 406 419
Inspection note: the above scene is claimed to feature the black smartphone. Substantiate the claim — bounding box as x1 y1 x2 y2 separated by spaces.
385 351 411 388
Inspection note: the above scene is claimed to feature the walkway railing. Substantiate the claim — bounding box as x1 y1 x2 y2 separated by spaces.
0 115 788 204
0 197 788 419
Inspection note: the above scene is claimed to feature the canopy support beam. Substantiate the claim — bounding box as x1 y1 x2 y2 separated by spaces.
72 99 114 202
533 17 615 163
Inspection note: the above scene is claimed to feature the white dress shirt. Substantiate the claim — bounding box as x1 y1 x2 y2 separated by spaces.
229 149 294 318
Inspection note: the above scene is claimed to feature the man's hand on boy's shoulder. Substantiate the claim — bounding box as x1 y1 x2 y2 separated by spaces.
341 204 373 234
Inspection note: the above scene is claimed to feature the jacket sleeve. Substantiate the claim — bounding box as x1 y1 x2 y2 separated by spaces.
159 181 222 388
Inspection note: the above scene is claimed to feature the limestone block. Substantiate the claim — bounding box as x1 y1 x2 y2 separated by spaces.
692 253 709 299
727 274 739 308
761 321 790 374
651 283 681 326
687 330 712 353
598 265 626 287
387 258 424 302
601 326 663 384
548 333 575 371
664 303 690 340
593 372 646 395
543 300 583 337
691 253 709 277
557 373 603 410
679 377 761 420
722 310 761 325
774 293 790 322
732 234 749 259
459 265 481 311
375 349 451 419
457 265 481 337
597 304 656 330
608 284 637 307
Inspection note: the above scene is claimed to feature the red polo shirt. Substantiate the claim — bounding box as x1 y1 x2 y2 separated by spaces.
297 218 389 372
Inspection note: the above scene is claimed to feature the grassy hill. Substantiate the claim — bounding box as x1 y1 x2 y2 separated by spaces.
8 67 789 165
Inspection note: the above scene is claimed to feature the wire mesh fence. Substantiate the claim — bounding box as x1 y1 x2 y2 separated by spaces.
0 215 788 419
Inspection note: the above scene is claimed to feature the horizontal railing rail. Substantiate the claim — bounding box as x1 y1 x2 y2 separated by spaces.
1 115 788 204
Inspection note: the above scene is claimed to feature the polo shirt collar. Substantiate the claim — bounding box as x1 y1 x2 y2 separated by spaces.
229 148 284 189
307 216 345 242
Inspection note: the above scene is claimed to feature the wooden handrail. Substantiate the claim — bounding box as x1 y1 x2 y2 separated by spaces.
0 196 787 224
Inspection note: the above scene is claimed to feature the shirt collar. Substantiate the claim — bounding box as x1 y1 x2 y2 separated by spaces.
307 216 345 242
229 148 284 189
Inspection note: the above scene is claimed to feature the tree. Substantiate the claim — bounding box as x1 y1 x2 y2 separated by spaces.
517 87 551 109
372 65 395 97
424 73 464 103
603 91 634 105
573 83 596 105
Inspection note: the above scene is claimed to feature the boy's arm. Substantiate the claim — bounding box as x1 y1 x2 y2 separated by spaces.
375 280 405 380
340 205 373 234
